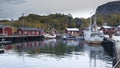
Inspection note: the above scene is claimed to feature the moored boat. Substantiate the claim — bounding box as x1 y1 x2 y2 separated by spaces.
0 39 11 44
43 28 57 39
44 33 56 39
83 15 104 44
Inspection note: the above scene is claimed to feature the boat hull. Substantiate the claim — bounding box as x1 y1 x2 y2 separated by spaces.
44 34 56 39
84 30 104 44
85 41 102 45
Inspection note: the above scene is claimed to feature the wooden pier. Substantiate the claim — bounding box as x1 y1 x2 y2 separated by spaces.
102 40 114 56
0 35 44 43
112 41 120 68
103 36 120 68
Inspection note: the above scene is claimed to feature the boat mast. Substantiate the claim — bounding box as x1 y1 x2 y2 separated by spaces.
90 12 92 31
94 14 96 27
94 14 97 31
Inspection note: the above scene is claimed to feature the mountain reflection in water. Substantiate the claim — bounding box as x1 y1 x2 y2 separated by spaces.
0 39 112 68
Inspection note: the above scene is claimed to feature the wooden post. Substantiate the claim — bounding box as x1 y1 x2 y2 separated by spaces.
3 27 4 35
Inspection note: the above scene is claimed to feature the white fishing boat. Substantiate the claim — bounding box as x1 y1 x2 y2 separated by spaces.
83 15 104 44
43 29 57 39
0 39 11 44
62 34 84 40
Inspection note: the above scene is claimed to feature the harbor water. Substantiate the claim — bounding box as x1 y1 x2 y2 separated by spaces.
0 39 112 68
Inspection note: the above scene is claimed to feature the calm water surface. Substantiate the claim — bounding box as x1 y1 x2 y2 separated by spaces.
0 39 112 68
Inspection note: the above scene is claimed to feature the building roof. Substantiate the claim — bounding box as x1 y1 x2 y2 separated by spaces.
102 26 112 28
19 27 42 31
66 28 79 31
0 24 12 28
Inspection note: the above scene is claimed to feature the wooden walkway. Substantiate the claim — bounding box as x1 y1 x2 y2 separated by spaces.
0 35 44 43
112 41 120 68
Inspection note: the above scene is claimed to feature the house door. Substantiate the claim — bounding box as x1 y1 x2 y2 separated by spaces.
5 31 8 35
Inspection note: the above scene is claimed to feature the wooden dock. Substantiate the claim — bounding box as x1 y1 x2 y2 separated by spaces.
104 35 120 68
112 41 120 68
0 35 44 43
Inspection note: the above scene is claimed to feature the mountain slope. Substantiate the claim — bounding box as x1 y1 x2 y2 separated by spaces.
96 1 120 14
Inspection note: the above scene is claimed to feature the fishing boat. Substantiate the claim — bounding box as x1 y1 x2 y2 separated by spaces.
62 34 84 40
83 15 104 44
0 39 11 44
44 33 56 39
43 29 57 39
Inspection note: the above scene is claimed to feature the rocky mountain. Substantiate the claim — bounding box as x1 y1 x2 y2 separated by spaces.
96 1 120 14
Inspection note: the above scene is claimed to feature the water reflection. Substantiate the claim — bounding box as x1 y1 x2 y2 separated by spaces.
4 39 84 57
0 39 112 68
85 43 112 68
0 44 4 54
84 44 103 68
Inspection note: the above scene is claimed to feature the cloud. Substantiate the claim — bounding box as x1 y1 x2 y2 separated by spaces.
0 9 4 12
0 0 26 4
0 0 118 20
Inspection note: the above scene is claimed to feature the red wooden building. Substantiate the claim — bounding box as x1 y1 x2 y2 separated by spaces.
17 27 43 36
0 25 12 36
99 26 114 34
114 25 120 35
65 28 80 36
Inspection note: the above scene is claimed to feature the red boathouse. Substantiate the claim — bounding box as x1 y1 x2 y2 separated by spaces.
0 25 13 36
17 27 43 36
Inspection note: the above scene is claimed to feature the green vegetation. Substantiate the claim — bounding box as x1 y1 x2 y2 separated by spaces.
96 13 120 26
0 13 120 32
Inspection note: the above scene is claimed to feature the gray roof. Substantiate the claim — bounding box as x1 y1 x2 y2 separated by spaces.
66 28 79 31
19 27 42 31
102 25 112 28
0 24 12 28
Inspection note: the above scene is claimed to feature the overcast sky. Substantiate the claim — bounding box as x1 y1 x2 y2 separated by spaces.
0 0 118 20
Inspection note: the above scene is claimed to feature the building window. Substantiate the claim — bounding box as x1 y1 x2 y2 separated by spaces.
36 31 39 34
19 31 22 34
32 31 35 34
24 31 27 34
